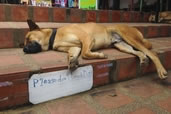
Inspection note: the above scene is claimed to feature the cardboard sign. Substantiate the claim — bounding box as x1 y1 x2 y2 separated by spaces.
28 65 93 104
79 0 97 10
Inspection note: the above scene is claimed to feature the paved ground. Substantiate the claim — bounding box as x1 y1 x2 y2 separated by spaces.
0 71 171 114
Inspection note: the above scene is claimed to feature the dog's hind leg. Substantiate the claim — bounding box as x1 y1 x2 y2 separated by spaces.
114 41 149 66
113 26 167 79
68 47 81 70
129 40 167 79
115 39 167 79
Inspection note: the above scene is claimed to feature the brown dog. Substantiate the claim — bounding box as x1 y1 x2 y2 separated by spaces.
149 11 171 23
24 20 167 79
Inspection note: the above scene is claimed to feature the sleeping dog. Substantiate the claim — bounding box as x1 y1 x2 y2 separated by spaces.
149 11 171 23
24 20 167 79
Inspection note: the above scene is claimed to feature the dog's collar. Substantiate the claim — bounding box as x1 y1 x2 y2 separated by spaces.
48 29 57 50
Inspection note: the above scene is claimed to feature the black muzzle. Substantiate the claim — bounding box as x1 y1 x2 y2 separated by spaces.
23 42 42 54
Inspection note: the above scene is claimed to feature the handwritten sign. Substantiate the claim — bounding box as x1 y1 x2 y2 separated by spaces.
28 65 93 104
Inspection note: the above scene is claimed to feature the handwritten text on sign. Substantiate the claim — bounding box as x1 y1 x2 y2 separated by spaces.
28 65 93 104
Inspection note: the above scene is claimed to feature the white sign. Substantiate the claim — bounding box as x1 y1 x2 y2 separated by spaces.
28 65 93 104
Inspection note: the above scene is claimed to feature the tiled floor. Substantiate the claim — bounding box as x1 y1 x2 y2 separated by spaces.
1 72 170 114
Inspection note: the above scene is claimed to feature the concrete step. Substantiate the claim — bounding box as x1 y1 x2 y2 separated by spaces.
0 37 171 110
0 4 150 23
1 74 171 114
0 22 170 49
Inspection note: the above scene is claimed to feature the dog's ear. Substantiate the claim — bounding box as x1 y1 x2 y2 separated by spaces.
27 19 40 31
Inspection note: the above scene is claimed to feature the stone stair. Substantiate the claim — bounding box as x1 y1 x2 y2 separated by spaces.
0 4 171 110
0 22 170 49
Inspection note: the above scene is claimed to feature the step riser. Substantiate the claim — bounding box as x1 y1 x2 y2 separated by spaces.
0 26 170 49
0 4 150 23
0 49 171 110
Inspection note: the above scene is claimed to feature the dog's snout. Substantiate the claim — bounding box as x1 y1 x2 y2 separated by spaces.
23 46 29 53
23 42 42 54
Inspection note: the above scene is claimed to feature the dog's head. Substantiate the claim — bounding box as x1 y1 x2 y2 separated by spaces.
23 20 50 54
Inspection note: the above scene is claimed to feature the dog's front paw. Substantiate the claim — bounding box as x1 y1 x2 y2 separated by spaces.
68 59 79 71
99 52 108 59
